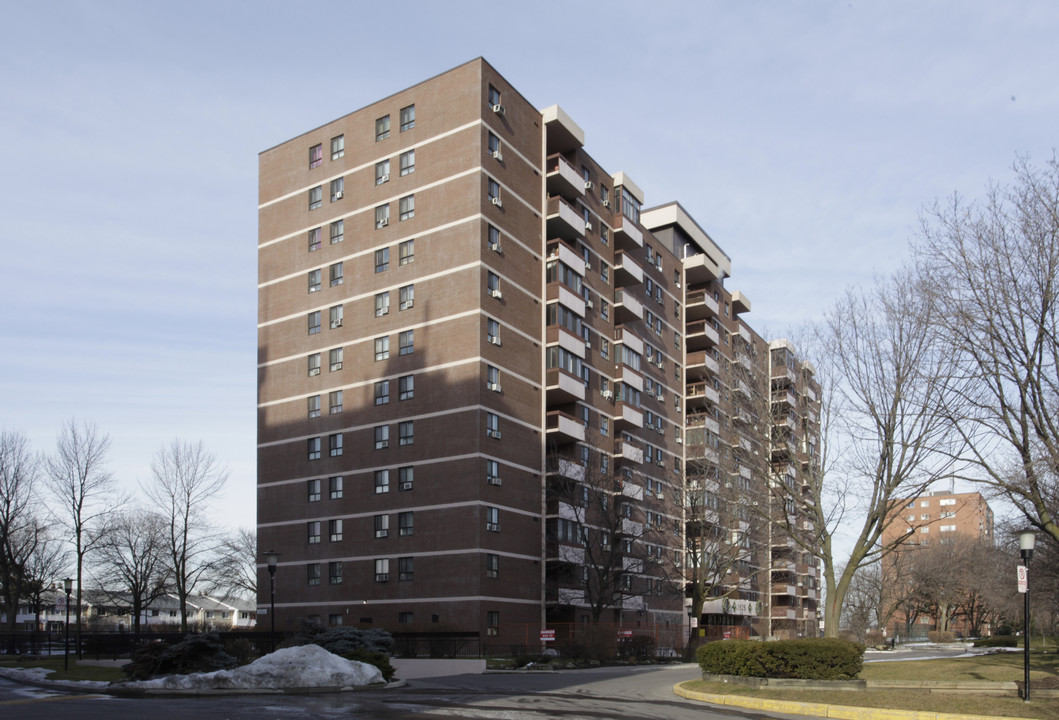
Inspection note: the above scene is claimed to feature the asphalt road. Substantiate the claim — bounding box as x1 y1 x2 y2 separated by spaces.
0 664 811 720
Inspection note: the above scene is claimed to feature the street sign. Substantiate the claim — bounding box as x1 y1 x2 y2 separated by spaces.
1017 565 1028 594
540 629 555 641
618 629 633 638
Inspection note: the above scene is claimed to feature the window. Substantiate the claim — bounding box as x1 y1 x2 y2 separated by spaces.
329 262 343 286
331 134 344 160
487 318 500 345
374 558 389 581
329 519 343 542
374 380 390 405
398 557 414 581
374 336 389 361
399 466 414 491
486 611 499 637
307 521 320 544
375 115 390 141
329 476 343 499
487 272 501 298
601 263 609 284
600 299 609 320
399 284 414 310
399 330 414 355
374 469 390 494
488 84 501 107
308 437 321 461
374 425 390 450
308 269 321 293
375 159 390 185
308 311 321 335
486 365 500 391
399 239 414 265
329 348 343 371
398 511 414 536
329 305 343 329
375 291 390 317
486 459 500 485
308 353 321 376
398 612 412 624
308 227 322 251
620 186 640 223
309 185 322 210
307 479 321 502
400 104 415 131
330 219 343 244
307 395 321 419
601 418 609 436
374 513 390 538
375 205 390 229
488 178 501 205
485 506 499 532
329 390 343 414
398 421 414 446
486 412 500 439
488 132 501 157
330 177 344 202
399 194 415 220
600 339 609 360
488 225 501 252
329 614 342 626
399 149 415 176
399 374 414 400
601 185 610 206
307 563 321 586
486 553 499 579
329 433 343 457
308 143 323 169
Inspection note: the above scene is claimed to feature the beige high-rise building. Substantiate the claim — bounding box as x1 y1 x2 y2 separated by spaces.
257 58 822 648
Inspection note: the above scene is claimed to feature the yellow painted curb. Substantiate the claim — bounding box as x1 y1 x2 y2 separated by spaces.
672 682 1029 720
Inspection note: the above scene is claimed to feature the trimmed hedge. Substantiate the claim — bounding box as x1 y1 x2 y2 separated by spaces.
972 636 1018 648
697 638 864 680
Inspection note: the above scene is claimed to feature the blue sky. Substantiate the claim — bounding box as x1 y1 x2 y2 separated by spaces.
1 1 1056 532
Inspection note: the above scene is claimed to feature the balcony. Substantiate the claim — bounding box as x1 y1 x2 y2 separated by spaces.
737 324 753 345
685 289 720 321
620 518 644 537
685 350 719 381
547 196 586 242
614 217 643 249
614 325 643 355
683 252 723 285
555 284 586 317
614 289 644 323
614 251 644 287
557 587 585 605
619 480 644 501
618 438 644 463
547 241 586 277
546 154 585 203
546 410 586 444
685 319 720 350
546 368 586 403
616 404 644 430
686 382 720 412
615 363 643 392
772 390 797 408
549 458 585 482
558 544 585 565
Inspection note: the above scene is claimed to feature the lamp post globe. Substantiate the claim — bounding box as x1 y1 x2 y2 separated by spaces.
1018 530 1035 702
263 551 280 653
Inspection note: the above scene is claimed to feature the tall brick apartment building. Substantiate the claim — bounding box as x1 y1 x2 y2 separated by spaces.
257 58 821 647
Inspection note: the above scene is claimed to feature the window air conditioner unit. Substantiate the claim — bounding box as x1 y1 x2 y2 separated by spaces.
585 300 594 309
333 191 343 199
490 241 501 252
585 222 593 231
656 492 664 500
375 573 389 582
492 104 505 115
309 368 320 376
380 174 389 183
491 197 503 207
601 390 614 400
487 382 502 392
584 181 593 190
676 437 683 445
488 476 502 486
331 320 342 328
491 289 503 299
488 336 502 346
657 361 664 369
487 522 500 531
492 150 503 161
488 430 502 439
400 481 414 491
602 199 610 207
585 340 592 348
375 530 388 538
378 218 389 227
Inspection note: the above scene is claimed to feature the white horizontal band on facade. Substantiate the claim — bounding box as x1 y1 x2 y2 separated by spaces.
273 595 542 609
258 497 539 529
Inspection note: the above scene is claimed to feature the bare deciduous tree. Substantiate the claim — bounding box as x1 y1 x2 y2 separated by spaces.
915 155 1059 545
144 439 228 632
92 508 169 634
45 419 121 654
205 526 256 601
21 524 69 630
0 430 42 642
771 273 960 636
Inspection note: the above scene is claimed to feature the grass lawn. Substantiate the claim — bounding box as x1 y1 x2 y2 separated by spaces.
681 652 1059 720
0 656 126 683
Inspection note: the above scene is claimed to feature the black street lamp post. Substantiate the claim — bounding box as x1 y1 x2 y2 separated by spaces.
1019 530 1036 703
63 578 73 672
264 551 280 653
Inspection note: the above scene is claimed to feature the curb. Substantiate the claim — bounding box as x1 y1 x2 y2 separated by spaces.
672 682 1029 720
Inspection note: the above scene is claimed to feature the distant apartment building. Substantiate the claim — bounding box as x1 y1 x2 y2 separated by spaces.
257 58 821 647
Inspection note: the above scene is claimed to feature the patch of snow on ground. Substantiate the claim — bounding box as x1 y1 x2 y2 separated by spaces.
123 644 384 690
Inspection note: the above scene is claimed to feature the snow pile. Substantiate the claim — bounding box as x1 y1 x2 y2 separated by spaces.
123 644 384 690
